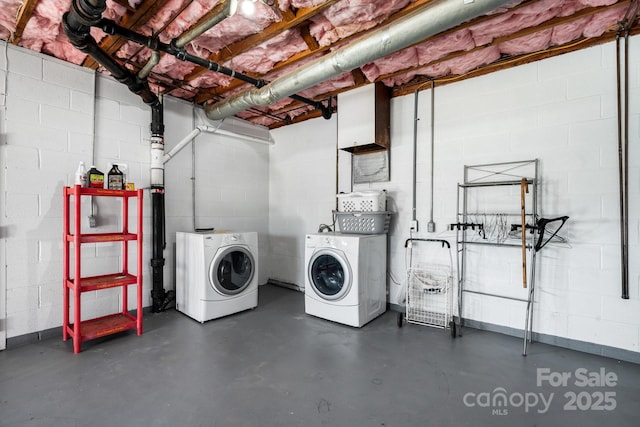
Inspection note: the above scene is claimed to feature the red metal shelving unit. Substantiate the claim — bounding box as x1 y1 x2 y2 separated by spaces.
63 184 143 353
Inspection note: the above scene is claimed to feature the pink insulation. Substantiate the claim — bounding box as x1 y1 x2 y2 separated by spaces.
470 0 563 45
579 0 619 6
278 0 327 10
583 3 627 37
226 28 308 74
551 15 593 45
15 0 127 65
161 0 215 41
117 40 150 63
499 28 553 55
416 28 476 66
189 71 234 89
361 47 419 82
139 0 192 41
190 2 281 54
309 0 412 46
0 1 20 36
441 46 502 75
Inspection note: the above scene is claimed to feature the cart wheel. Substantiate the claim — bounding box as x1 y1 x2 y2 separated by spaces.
397 312 404 328
450 321 457 338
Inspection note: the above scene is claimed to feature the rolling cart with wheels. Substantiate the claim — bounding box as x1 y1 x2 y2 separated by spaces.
397 238 457 338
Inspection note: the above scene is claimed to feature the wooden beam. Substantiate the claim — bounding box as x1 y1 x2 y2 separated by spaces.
299 24 320 52
10 0 39 45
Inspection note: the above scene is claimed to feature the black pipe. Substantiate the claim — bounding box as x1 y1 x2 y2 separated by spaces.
63 11 159 108
98 18 333 119
623 29 630 299
149 101 172 312
151 190 169 312
616 29 629 300
64 0 171 311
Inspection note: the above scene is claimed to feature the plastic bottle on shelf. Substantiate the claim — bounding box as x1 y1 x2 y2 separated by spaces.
75 161 87 187
88 166 104 188
107 164 124 190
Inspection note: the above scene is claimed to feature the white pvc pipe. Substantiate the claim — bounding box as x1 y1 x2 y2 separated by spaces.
163 128 202 164
163 124 273 164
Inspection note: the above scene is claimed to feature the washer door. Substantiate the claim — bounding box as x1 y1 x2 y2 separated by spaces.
209 246 255 296
308 249 351 301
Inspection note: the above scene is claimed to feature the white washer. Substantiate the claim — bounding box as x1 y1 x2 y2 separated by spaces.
304 232 387 327
176 231 258 322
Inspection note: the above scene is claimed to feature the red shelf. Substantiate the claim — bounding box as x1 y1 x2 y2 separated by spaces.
66 232 137 243
67 272 137 292
64 186 138 198
66 313 137 342
63 185 143 353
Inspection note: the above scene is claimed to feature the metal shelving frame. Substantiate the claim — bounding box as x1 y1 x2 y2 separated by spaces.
455 160 538 355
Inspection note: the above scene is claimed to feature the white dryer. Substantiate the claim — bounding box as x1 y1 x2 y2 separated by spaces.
304 232 387 327
176 231 258 322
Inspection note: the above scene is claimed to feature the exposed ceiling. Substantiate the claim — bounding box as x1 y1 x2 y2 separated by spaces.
0 0 638 129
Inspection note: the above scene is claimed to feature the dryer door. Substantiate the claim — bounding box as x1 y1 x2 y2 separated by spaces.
209 246 255 296
308 249 352 301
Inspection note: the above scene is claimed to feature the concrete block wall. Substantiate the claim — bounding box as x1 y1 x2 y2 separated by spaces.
0 46 94 338
163 98 270 287
269 117 338 288
266 38 639 355
0 44 269 342
353 40 638 354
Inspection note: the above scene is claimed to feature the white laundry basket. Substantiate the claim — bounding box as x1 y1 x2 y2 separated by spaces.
337 190 386 212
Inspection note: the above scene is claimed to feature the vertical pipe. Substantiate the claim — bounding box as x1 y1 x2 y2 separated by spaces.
622 30 630 299
151 191 166 312
192 129 197 231
137 189 144 334
428 81 435 232
150 101 167 312
411 90 418 224
616 31 629 300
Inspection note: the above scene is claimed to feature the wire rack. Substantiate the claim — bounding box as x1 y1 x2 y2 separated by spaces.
407 264 452 328
399 238 456 337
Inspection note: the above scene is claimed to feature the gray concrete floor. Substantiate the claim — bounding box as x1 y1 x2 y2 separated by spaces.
1 284 639 427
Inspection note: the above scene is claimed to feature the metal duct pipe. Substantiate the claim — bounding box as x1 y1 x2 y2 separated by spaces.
173 0 237 48
138 50 160 79
205 0 513 120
